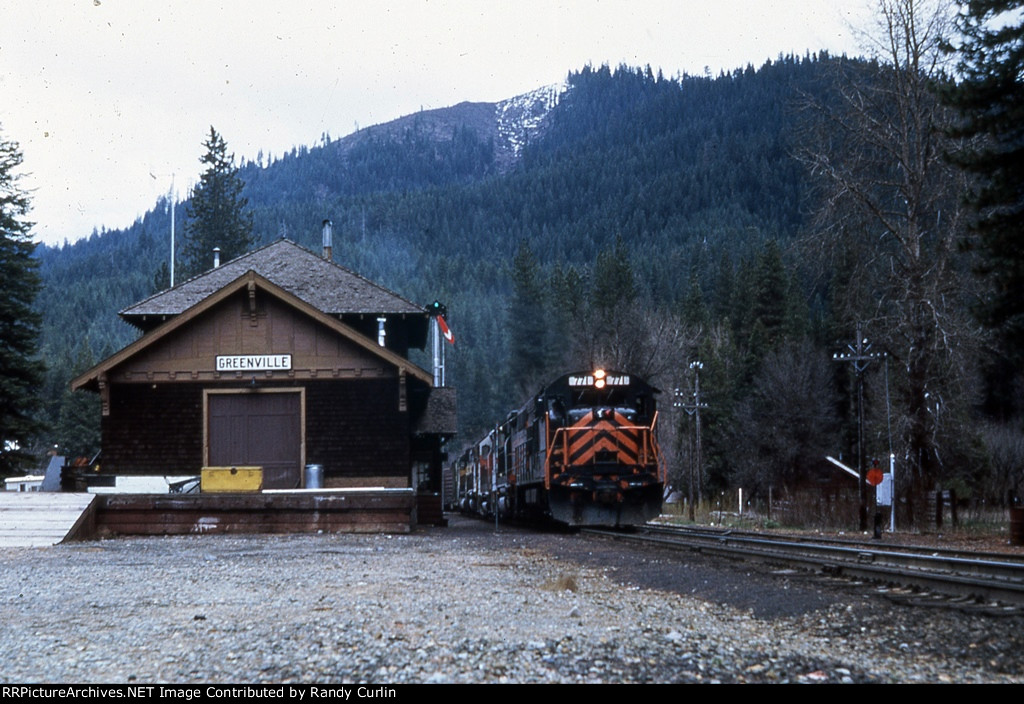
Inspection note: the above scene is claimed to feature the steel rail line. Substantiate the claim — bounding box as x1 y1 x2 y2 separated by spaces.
582 524 1024 607
645 523 1024 564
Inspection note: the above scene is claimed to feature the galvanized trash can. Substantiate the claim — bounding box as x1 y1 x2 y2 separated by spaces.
305 463 323 490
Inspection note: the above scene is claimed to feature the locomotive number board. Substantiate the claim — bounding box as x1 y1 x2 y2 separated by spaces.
568 374 630 387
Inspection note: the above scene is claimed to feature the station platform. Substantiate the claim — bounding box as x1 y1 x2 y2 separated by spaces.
0 489 416 544
0 492 97 547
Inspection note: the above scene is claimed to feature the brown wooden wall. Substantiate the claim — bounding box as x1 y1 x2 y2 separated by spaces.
306 379 410 482
103 383 205 475
112 291 391 383
101 379 411 482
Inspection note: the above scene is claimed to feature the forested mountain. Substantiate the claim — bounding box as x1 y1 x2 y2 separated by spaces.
30 54 1019 515
36 58 819 423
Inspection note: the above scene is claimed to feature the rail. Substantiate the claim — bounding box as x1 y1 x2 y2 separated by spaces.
583 523 1024 608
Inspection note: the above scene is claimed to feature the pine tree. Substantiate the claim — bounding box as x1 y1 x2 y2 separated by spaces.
748 240 790 352
943 1 1024 354
56 341 100 461
181 127 254 278
508 241 548 397
152 260 171 293
0 129 45 476
547 263 585 371
592 235 636 317
682 274 710 331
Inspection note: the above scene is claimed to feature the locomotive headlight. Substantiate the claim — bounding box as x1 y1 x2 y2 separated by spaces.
594 368 606 389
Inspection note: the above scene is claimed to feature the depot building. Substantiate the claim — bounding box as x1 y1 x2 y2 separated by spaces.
71 239 455 499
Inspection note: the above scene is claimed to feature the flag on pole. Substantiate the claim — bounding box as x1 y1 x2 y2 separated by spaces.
437 315 455 345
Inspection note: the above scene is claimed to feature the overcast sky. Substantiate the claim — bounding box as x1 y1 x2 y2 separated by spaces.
1 1 877 247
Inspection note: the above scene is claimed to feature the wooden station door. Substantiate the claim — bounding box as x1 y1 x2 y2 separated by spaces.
207 391 303 489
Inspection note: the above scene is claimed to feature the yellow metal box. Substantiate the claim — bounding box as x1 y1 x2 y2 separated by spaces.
201 466 263 493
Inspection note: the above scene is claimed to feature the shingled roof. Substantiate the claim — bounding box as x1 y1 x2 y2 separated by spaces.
121 239 425 325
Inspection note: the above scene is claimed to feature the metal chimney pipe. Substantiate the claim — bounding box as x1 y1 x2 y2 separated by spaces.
213 247 221 268
322 219 333 261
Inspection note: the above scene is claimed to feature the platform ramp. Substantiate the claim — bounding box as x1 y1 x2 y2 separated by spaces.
0 493 97 547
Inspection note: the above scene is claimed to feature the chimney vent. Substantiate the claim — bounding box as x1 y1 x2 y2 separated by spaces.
213 247 221 268
322 219 333 261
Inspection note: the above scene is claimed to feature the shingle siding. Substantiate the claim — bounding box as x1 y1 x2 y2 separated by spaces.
305 379 410 481
103 384 204 475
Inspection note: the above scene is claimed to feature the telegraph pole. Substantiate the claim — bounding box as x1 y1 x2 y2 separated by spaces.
674 361 707 522
833 324 886 531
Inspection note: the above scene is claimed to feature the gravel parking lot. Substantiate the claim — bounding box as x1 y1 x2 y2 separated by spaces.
1 516 1021 684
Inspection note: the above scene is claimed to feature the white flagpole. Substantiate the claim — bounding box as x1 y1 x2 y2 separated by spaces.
169 175 176 287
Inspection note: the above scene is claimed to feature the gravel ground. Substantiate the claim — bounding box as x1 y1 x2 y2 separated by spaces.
1 516 1021 684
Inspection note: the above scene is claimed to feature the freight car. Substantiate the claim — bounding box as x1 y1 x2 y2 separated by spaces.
455 369 665 527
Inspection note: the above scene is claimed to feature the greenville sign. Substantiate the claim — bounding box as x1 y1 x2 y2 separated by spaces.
215 354 292 372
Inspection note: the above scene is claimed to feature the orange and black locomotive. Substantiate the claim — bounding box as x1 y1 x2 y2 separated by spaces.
455 370 665 527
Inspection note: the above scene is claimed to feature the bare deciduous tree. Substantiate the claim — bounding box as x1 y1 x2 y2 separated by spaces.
798 0 979 518
728 342 840 499
979 422 1024 505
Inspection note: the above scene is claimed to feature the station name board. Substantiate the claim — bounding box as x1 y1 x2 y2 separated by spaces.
215 354 292 372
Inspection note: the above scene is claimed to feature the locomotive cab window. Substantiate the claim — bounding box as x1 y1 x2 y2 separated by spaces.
547 398 567 425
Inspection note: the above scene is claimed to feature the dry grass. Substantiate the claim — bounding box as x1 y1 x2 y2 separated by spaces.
663 494 1015 531
541 574 579 592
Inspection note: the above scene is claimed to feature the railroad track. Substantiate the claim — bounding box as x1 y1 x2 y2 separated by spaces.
582 523 1024 610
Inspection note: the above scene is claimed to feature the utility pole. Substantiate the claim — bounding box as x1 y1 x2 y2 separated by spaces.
674 360 707 522
169 175 176 287
833 324 886 531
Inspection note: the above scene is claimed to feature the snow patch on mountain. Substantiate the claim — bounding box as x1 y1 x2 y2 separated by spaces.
495 82 567 158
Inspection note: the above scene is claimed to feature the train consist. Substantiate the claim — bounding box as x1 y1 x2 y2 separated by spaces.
452 370 665 527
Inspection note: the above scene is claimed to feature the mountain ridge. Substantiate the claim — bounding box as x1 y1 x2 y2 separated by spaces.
313 82 565 176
